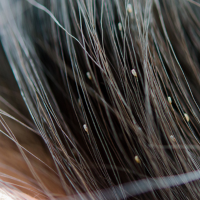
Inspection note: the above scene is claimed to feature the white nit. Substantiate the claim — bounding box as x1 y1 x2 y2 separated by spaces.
131 69 137 77
86 72 92 80
127 4 133 13
168 96 172 104
83 124 88 133
134 155 141 164
118 22 122 31
184 113 190 122
170 135 176 142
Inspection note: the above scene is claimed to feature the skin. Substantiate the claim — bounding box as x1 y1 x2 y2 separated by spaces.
0 46 66 199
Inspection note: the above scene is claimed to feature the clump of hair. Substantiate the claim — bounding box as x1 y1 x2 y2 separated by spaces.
1 0 200 199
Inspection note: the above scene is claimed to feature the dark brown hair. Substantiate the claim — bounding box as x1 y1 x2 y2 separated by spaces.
1 0 200 199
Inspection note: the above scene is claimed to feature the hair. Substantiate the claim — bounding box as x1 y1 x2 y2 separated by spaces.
1 0 200 199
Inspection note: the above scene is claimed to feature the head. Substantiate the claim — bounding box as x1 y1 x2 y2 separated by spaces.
1 0 200 199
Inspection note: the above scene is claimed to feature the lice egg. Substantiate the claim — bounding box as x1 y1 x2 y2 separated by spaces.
184 113 190 122
170 135 176 142
134 155 141 164
83 124 88 133
131 69 137 77
86 72 92 80
118 22 122 31
168 96 172 104
127 4 133 13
